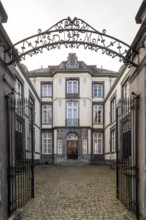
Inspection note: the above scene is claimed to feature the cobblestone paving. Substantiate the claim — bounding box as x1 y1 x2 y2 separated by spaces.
22 165 137 220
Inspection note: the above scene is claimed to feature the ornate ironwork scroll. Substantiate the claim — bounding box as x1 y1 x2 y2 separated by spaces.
5 17 138 67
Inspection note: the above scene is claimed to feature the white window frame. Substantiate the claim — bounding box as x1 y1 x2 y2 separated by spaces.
93 84 103 97
111 98 116 123
67 102 78 126
42 84 52 97
111 130 116 152
15 79 23 114
42 133 52 154
67 80 78 94
93 104 103 124
82 138 88 154
122 82 130 110
123 82 129 99
42 105 52 124
15 79 22 99
93 133 103 154
57 139 63 154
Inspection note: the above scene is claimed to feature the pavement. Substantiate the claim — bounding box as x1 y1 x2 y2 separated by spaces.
21 165 137 220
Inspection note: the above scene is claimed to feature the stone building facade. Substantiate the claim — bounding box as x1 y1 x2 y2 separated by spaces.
29 53 117 165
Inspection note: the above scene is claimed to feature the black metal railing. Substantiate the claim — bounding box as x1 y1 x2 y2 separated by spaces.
6 97 34 216
66 118 79 126
116 95 140 219
16 159 33 208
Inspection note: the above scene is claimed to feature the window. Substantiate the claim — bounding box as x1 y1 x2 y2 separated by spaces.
15 79 22 99
122 81 130 110
42 83 52 97
111 130 116 152
57 129 64 137
67 80 78 94
82 129 88 138
111 98 116 123
15 79 23 115
93 84 103 97
93 133 103 154
67 102 78 126
122 82 129 99
42 133 52 154
42 105 52 124
93 105 103 124
57 139 63 154
82 139 88 154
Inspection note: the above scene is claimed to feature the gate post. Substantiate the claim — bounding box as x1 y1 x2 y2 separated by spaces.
6 95 11 216
135 95 140 219
116 106 119 199
30 103 34 199
6 95 17 216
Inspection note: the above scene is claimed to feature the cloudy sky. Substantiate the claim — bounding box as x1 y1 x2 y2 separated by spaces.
2 0 141 71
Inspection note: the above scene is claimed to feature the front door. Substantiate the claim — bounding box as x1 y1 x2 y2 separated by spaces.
67 140 78 159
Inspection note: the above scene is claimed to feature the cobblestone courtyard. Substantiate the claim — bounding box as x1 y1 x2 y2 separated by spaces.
22 165 136 220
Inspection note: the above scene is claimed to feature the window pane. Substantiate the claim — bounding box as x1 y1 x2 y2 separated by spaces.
93 105 103 123
93 84 97 96
111 130 116 152
15 79 23 115
67 102 78 126
58 139 63 154
42 133 52 154
67 102 78 119
93 84 103 97
111 98 116 122
67 81 72 93
67 80 78 94
93 133 103 154
42 84 52 97
42 105 52 123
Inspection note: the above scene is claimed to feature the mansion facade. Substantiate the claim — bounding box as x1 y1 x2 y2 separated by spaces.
28 53 118 164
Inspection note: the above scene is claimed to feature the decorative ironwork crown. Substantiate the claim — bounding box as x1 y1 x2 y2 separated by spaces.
5 17 138 67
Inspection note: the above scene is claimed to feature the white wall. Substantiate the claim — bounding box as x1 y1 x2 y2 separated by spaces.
104 66 130 158
15 65 41 160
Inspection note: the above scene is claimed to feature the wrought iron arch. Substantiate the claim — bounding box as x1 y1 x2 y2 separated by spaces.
5 17 138 67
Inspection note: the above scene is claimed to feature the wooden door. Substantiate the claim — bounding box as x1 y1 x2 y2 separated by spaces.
67 140 78 159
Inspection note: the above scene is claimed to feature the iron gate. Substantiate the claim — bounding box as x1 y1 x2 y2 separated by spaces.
116 95 140 219
6 96 34 216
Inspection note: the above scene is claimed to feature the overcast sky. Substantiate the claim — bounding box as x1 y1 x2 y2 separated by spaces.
2 0 142 71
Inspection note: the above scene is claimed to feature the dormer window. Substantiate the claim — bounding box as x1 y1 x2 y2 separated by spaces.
66 53 79 69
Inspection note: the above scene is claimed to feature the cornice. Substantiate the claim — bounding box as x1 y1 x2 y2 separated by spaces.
0 2 8 23
28 69 118 78
135 1 146 24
